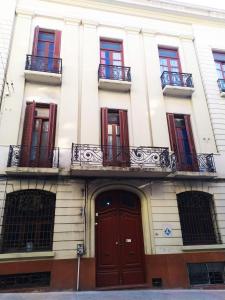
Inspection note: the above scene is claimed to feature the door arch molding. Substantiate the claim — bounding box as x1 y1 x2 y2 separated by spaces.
86 183 153 259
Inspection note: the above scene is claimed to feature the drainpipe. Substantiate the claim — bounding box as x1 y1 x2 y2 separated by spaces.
76 180 88 291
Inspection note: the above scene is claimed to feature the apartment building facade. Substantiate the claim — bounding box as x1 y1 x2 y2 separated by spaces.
0 0 225 291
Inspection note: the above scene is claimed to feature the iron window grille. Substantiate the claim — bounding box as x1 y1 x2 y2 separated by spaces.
188 262 225 286
0 190 56 253
0 272 51 290
177 191 221 246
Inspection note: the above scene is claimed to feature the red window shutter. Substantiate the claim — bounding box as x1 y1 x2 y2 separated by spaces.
119 110 129 148
32 26 40 55
119 110 130 166
47 103 57 167
101 108 108 165
184 115 198 171
101 108 108 146
21 101 36 167
53 30 61 58
166 113 178 152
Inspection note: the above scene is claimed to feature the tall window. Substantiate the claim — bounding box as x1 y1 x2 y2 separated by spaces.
21 102 57 168
33 27 61 58
31 26 61 73
167 114 198 171
213 51 225 80
1 190 56 253
99 40 124 80
101 108 129 166
177 191 220 246
159 48 181 74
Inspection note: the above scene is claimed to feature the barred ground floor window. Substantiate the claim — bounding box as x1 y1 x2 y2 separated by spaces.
177 191 221 246
0 189 56 253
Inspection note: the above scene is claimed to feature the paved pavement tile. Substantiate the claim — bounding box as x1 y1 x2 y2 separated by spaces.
1 290 225 300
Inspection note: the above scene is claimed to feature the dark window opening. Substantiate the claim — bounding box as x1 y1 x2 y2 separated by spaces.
177 191 220 246
1 190 56 253
0 272 51 290
188 263 225 286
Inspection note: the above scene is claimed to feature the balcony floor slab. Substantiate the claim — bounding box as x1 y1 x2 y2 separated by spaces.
70 165 172 178
98 78 131 92
168 171 217 179
24 70 62 85
163 85 194 97
5 167 59 176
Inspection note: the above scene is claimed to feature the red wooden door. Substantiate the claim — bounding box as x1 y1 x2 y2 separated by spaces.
95 190 145 287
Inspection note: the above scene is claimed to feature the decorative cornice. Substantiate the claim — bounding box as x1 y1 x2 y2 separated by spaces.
124 26 141 34
64 17 81 25
43 0 225 23
16 8 35 17
81 19 99 27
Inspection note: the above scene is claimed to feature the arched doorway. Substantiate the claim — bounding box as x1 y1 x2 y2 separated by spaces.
95 190 145 287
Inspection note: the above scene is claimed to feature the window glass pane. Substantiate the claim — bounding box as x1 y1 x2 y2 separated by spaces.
170 59 178 67
188 263 209 285
171 67 179 73
113 52 121 60
39 32 55 42
217 70 223 79
108 112 119 124
159 48 178 58
222 64 225 71
113 60 122 66
100 41 122 51
160 58 168 66
161 66 168 73
100 198 113 208
35 108 49 118
213 52 225 62
48 43 54 57
208 263 225 284
37 42 46 56
215 62 221 70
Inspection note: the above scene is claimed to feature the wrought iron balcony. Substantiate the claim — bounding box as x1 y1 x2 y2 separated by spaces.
71 143 172 170
25 54 62 74
7 145 59 168
98 64 131 82
170 153 216 173
217 79 225 93
161 71 194 89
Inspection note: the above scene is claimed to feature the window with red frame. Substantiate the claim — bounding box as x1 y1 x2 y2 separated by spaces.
100 40 123 66
213 52 225 80
159 48 181 74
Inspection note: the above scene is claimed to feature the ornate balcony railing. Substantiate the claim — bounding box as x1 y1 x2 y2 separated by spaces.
161 71 194 89
7 145 59 168
71 143 172 169
25 55 62 74
171 153 216 173
98 64 131 81
217 79 225 93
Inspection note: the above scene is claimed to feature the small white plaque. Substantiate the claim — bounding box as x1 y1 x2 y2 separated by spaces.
163 225 172 237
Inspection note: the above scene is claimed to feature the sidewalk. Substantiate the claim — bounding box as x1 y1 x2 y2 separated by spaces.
1 290 225 300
